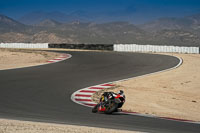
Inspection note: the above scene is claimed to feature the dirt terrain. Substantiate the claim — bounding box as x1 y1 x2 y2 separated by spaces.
0 48 60 70
92 53 200 121
0 119 138 133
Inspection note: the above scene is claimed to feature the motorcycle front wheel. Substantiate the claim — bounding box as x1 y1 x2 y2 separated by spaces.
92 104 99 113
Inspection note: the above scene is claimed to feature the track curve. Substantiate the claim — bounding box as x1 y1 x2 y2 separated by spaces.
0 51 199 133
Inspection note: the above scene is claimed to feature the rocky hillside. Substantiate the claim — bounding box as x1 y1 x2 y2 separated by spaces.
139 13 200 46
0 14 28 33
0 13 200 46
140 14 200 32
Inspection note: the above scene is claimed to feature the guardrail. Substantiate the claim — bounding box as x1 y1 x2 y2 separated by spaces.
114 44 199 54
0 43 48 49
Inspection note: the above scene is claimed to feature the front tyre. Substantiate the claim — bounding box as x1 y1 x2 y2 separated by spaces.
92 104 99 113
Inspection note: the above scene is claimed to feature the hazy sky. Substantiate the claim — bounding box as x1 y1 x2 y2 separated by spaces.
0 0 200 23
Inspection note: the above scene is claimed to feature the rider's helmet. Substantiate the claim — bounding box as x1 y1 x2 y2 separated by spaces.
118 90 124 95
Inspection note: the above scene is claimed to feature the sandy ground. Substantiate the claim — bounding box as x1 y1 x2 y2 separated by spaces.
0 119 139 133
92 53 200 121
40 48 102 52
0 48 60 70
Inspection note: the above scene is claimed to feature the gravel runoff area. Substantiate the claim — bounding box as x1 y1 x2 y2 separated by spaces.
0 48 60 70
92 53 200 122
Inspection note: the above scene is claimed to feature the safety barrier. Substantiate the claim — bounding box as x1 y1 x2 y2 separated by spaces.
0 43 199 54
114 44 199 54
49 43 113 51
0 43 48 49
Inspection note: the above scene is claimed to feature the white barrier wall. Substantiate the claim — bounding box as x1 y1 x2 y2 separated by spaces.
0 43 48 49
114 44 199 54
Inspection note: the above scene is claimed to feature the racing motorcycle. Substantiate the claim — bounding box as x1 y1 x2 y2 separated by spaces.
92 91 125 114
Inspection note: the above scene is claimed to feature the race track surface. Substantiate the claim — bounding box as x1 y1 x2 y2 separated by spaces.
0 51 199 133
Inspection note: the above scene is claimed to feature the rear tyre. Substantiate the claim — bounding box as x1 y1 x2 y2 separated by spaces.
105 102 118 114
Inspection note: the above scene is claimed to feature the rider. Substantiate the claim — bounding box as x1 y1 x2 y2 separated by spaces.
97 90 125 112
100 90 124 104
118 90 124 96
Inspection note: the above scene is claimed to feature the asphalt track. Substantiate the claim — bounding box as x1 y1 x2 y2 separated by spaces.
0 51 199 133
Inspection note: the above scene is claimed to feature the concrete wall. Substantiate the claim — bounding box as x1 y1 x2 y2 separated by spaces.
114 44 199 54
0 43 48 49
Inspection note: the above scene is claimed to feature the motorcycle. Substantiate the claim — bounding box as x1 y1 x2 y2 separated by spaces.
92 91 125 114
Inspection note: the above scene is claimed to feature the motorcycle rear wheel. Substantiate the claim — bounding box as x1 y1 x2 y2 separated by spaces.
105 102 118 114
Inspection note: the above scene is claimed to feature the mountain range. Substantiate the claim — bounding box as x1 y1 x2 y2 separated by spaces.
0 12 200 46
17 11 138 25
